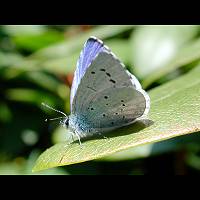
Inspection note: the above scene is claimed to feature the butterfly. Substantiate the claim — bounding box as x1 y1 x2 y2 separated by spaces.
42 36 150 145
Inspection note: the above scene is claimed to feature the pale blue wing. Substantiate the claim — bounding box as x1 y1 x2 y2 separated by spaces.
125 70 150 118
78 87 146 132
72 51 149 132
70 36 109 110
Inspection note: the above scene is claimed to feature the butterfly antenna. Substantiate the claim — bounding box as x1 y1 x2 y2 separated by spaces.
41 102 67 117
45 117 66 122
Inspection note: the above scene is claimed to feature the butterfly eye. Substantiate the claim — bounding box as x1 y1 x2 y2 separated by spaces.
65 118 69 127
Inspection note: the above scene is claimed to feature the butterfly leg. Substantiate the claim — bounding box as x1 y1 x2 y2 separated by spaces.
95 121 107 139
71 133 75 142
64 132 76 147
97 132 108 139
75 131 82 146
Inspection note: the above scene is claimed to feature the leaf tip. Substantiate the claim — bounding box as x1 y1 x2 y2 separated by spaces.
32 165 39 173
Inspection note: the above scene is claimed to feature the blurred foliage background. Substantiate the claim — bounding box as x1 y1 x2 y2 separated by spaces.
1 25 200 175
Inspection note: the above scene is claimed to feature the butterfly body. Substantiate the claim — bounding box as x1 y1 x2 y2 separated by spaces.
68 114 96 138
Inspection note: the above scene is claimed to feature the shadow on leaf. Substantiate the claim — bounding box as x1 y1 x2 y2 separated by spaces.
73 119 154 144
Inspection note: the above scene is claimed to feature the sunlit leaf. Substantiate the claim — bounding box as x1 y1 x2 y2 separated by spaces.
100 133 200 161
39 39 131 75
5 88 62 106
13 31 64 52
131 25 198 79
33 64 200 172
25 150 69 175
0 51 25 67
31 25 134 60
143 38 200 88
3 25 47 36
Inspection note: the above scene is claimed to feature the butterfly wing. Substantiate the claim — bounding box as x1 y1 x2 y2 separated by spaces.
79 87 146 132
126 69 150 117
70 36 109 110
71 51 149 132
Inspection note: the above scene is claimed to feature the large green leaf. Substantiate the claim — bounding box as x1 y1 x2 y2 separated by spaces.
100 133 200 161
32 65 200 172
0 150 69 175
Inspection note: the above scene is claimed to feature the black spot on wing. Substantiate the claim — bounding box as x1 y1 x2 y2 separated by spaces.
110 79 116 84
106 72 111 77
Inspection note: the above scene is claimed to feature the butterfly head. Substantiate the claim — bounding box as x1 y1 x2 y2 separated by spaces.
42 102 69 128
60 117 69 128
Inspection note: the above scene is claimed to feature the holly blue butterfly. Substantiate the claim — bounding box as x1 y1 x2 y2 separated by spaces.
42 36 150 145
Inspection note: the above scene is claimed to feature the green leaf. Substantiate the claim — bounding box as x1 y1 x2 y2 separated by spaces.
36 51 80 75
24 150 69 175
5 88 62 106
51 118 200 161
0 51 25 67
3 25 47 36
39 39 131 75
105 39 131 65
186 144 200 171
30 25 133 60
142 37 200 88
0 151 69 175
100 133 200 161
26 71 68 95
5 26 133 76
32 64 200 172
0 102 12 123
13 31 64 52
130 25 199 79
